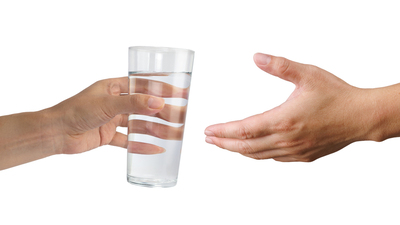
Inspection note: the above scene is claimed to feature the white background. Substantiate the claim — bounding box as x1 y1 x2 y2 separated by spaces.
1 0 400 224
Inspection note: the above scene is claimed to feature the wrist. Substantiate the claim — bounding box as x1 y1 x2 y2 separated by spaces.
37 107 64 155
362 85 400 142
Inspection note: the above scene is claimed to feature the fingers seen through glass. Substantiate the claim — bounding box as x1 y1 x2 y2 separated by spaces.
130 78 189 99
128 120 184 140
128 142 165 154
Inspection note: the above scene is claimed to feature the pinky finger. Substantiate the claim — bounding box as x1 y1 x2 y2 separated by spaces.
241 149 290 160
110 132 165 154
128 142 166 154
272 156 298 162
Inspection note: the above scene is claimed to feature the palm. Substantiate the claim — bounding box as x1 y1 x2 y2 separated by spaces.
62 114 124 155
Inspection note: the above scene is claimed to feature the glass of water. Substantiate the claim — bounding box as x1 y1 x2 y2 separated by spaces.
127 46 194 188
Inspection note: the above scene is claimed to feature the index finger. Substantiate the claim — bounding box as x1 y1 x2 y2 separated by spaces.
131 78 189 99
204 113 272 139
102 77 130 95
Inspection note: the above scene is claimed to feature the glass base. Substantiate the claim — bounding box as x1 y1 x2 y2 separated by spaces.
127 175 177 188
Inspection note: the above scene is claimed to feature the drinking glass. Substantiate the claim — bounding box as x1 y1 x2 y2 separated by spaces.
127 46 194 188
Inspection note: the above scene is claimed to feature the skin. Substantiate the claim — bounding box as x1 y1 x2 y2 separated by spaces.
2 54 399 169
205 53 400 162
0 77 187 170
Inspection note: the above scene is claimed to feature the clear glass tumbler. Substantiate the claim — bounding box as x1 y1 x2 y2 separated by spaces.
127 46 194 188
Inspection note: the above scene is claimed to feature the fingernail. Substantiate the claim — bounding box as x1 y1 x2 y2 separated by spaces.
254 53 271 65
148 97 164 109
109 83 121 96
205 137 214 145
158 147 166 154
204 130 215 136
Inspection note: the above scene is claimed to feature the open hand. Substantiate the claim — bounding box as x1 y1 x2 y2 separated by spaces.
205 53 373 162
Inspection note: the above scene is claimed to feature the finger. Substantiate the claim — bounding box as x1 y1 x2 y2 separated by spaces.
109 132 128 148
128 142 166 154
107 77 130 95
272 156 298 162
205 134 296 160
204 113 272 139
105 77 189 98
205 136 297 160
130 78 189 99
253 53 309 85
103 94 165 119
205 132 304 154
205 136 258 154
119 114 129 127
155 104 187 123
241 150 291 160
111 114 129 127
128 120 184 140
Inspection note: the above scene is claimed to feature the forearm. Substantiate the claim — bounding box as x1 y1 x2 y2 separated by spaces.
0 109 59 170
365 83 400 142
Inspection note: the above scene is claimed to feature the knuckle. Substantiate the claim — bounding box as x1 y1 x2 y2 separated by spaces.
129 94 139 106
236 140 254 154
242 152 264 160
291 145 308 156
250 154 264 160
275 57 291 76
129 94 148 112
274 139 300 148
107 81 121 96
129 93 141 104
253 156 264 160
271 119 296 133
293 148 317 163
235 123 254 139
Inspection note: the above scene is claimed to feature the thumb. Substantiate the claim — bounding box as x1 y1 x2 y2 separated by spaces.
253 53 308 85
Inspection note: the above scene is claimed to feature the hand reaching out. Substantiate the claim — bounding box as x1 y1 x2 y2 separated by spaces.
0 77 168 170
205 53 400 162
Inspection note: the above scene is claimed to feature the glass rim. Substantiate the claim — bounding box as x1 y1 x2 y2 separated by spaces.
129 46 194 54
